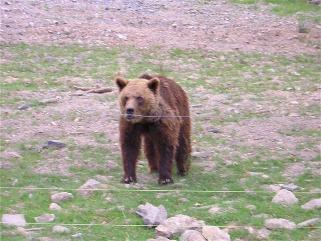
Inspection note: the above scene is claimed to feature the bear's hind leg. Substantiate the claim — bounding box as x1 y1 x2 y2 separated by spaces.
144 135 159 173
175 125 191 176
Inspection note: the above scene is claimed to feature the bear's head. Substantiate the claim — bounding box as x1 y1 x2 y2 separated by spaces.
115 76 160 123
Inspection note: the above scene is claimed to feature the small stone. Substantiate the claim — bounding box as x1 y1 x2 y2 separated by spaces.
49 203 62 211
35 214 55 223
2 214 26 227
264 218 296 230
272 189 298 205
156 215 204 238
202 226 231 241
18 104 31 110
297 218 320 228
116 34 127 40
280 183 299 191
180 230 206 241
42 140 66 149
301 198 321 210
77 179 101 197
71 232 83 238
256 228 271 239
136 202 167 227
51 192 73 203
52 225 70 234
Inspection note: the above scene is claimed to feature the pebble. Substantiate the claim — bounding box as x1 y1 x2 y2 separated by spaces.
51 192 73 203
18 104 31 110
71 232 83 238
42 140 66 149
49 203 62 211
52 225 70 234
35 214 55 223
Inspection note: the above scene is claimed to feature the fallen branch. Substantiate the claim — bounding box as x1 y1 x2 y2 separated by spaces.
73 85 113 94
86 87 113 94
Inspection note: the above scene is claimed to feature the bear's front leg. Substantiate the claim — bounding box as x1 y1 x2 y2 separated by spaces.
156 124 178 185
120 122 142 184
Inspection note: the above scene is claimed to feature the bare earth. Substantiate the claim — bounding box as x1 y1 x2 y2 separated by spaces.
1 0 320 54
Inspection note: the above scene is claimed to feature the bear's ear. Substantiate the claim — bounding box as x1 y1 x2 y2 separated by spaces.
115 77 129 91
147 77 160 93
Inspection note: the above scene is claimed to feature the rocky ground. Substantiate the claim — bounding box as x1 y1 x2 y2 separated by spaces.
1 0 321 54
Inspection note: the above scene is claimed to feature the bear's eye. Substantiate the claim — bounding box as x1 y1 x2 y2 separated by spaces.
136 96 144 104
124 96 129 102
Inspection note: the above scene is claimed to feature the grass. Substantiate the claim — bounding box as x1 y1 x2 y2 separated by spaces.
1 44 321 240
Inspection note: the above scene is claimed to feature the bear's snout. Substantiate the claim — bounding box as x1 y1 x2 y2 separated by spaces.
126 108 134 115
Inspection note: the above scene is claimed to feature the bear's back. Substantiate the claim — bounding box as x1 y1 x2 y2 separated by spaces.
140 74 189 116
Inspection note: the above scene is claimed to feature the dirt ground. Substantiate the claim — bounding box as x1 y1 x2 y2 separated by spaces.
1 0 320 54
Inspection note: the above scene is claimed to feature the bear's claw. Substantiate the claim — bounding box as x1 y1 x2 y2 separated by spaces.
158 177 174 185
122 176 136 184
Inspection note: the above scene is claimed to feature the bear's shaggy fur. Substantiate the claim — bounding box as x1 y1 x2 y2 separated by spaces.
115 74 191 184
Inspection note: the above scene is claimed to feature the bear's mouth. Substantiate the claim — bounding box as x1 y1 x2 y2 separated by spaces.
125 114 135 120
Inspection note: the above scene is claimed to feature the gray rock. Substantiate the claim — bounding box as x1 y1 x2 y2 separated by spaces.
297 218 320 228
77 179 101 197
136 202 167 227
180 230 206 241
202 226 231 241
52 225 70 233
71 232 83 238
156 214 205 238
192 151 212 158
272 189 298 205
18 104 31 110
35 214 55 223
264 218 296 230
51 192 73 203
309 0 321 5
301 198 321 210
2 214 26 227
116 34 127 40
49 203 62 211
42 140 66 149
280 183 299 191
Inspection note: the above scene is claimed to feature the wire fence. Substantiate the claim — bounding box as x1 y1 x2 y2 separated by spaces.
0 186 320 194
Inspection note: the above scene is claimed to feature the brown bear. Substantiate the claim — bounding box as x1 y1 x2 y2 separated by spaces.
115 74 191 184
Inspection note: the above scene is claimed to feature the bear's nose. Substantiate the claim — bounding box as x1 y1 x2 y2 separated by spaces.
126 108 134 115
